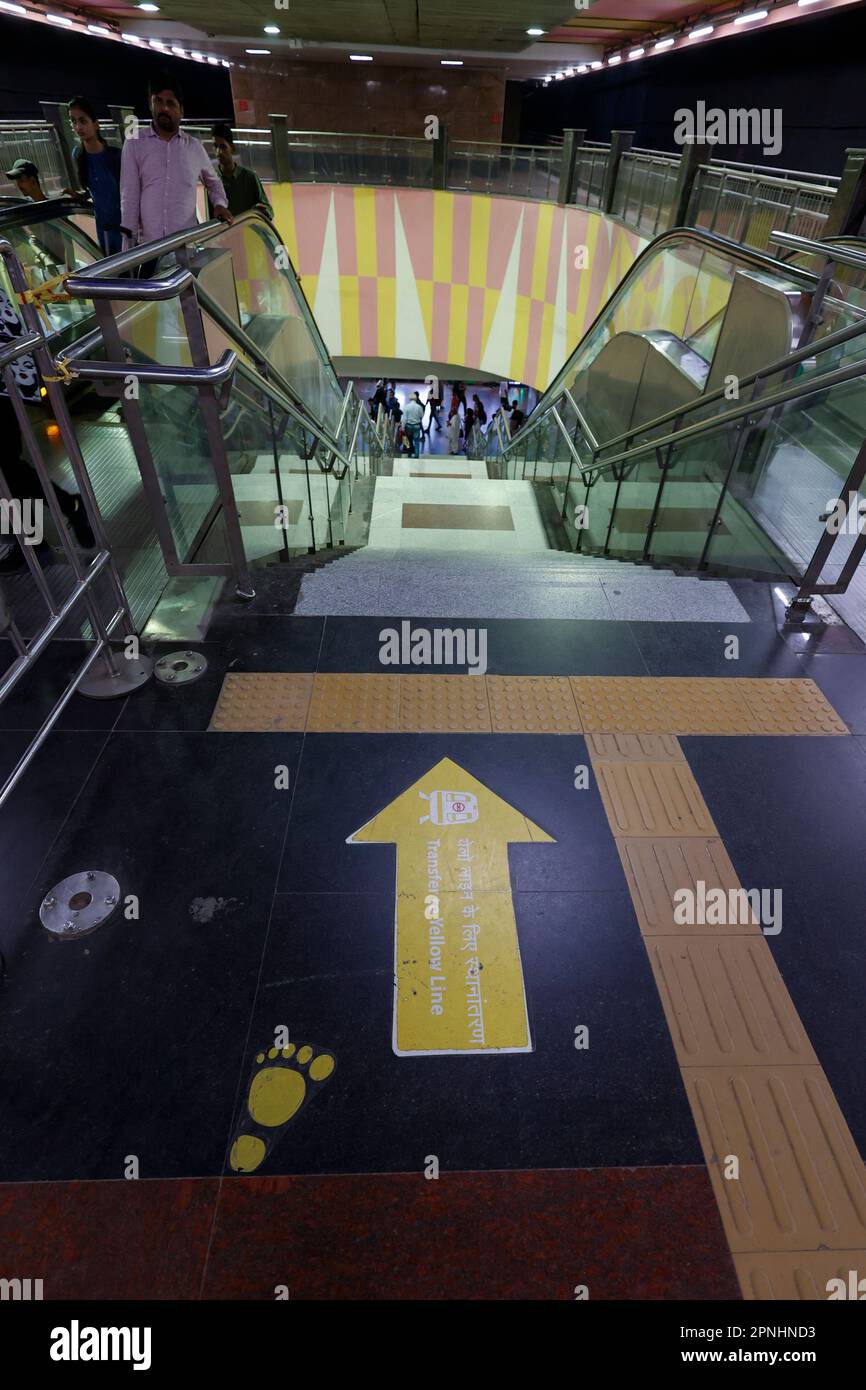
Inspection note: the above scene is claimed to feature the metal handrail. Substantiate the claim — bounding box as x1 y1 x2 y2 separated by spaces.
591 311 866 461
71 349 238 387
708 157 840 185
696 164 838 198
564 385 599 452
768 231 866 269
504 224 822 455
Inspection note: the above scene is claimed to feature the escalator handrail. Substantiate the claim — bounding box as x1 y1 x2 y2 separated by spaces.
768 232 866 269
581 351 866 479
585 301 866 462
505 224 822 455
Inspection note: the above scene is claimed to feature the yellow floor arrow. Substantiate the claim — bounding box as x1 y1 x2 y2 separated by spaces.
348 757 555 1056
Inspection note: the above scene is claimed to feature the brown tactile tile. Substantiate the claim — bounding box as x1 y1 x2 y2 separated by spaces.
209 672 314 732
594 760 718 838
487 676 582 734
307 674 401 732
401 502 515 531
735 678 849 735
685 1065 866 1253
398 675 492 732
584 732 684 762
734 1250 866 1301
645 937 818 1068
572 676 759 735
615 837 762 937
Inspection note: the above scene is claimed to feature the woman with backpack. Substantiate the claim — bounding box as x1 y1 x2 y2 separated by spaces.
64 97 123 256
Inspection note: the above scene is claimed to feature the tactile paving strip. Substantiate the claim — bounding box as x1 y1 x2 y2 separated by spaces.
734 1251 866 1301
735 678 849 735
487 676 582 734
616 837 761 937
307 674 401 733
594 759 718 837
585 732 684 762
686 1065 866 1254
646 937 818 1067
572 676 759 734
209 673 314 732
587 730 866 1298
399 675 492 733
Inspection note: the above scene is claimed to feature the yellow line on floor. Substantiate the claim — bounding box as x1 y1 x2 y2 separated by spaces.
209 674 848 736
585 734 866 1301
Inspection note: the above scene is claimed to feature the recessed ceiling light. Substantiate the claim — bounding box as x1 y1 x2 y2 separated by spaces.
264 24 279 35
577 64 588 73
564 67 574 76
629 47 645 59
221 59 230 67
47 12 74 24
797 0 821 5
122 33 141 43
190 50 204 60
0 1 27 12
690 24 715 38
350 54 373 61
555 72 565 80
87 21 111 34
149 38 166 48
526 27 545 36
246 48 271 54
654 38 675 51
171 46 186 56
137 2 159 9
207 56 218 64
608 55 621 65
735 9 768 24
590 60 603 69
441 59 463 65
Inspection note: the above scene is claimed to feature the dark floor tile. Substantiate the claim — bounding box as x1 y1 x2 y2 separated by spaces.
0 729 109 925
241 887 695 1177
0 731 302 1182
207 559 342 620
0 1177 218 1299
683 735 866 1154
628 621 802 677
117 618 325 733
204 1167 738 1299
279 735 623 896
0 640 128 733
794 652 866 734
317 617 649 676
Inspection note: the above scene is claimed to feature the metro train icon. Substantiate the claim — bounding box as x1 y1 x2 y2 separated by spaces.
418 789 479 826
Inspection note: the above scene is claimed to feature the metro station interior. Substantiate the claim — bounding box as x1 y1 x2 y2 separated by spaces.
1 0 866 1312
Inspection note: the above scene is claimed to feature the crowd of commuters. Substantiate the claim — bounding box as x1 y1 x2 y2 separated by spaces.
4 73 272 261
367 379 520 459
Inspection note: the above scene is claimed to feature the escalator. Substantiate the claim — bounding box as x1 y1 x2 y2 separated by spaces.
492 227 866 613
1 204 376 633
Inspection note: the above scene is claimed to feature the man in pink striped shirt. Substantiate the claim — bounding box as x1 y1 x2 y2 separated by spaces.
120 74 233 250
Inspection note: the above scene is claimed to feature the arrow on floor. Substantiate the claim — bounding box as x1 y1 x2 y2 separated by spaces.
348 756 555 1056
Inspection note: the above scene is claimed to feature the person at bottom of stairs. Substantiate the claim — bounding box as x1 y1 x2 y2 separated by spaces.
447 410 463 455
403 391 425 459
0 398 96 574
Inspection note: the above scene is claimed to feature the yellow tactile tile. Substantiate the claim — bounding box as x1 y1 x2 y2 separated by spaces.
645 937 818 1068
307 674 401 732
584 732 684 762
685 1065 866 1253
209 672 314 732
734 1250 866 1301
594 759 718 837
616 837 762 937
572 676 758 735
398 675 492 733
735 678 849 735
486 676 582 734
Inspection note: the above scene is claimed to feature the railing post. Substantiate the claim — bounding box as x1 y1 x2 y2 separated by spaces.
39 100 77 189
668 140 712 230
557 127 585 205
270 114 292 182
601 130 633 214
823 147 866 236
433 121 449 190
109 105 136 144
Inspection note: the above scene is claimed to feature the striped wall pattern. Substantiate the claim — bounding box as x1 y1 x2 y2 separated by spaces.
270 185 647 390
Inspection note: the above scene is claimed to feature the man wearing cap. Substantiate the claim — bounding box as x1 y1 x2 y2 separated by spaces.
120 72 232 253
6 159 47 202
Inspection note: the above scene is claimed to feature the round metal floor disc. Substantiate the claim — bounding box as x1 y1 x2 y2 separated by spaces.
40 871 120 939
78 655 153 700
154 650 208 686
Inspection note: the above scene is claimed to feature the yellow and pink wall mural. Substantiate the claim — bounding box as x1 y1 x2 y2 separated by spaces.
270 185 648 391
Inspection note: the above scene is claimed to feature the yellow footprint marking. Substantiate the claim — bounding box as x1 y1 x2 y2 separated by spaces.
229 1041 336 1174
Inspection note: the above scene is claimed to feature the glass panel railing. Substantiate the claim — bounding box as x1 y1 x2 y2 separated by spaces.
284 132 433 188
447 143 561 201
